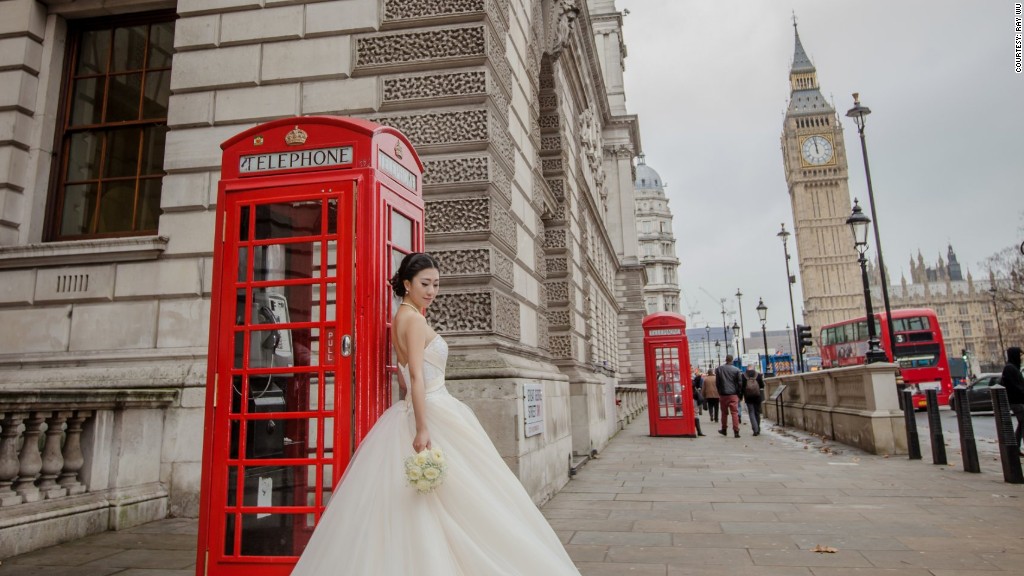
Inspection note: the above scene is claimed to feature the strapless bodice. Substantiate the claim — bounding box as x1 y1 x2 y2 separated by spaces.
398 335 448 395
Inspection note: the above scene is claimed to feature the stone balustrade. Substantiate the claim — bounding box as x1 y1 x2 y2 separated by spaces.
615 385 647 429
0 389 177 558
761 363 908 455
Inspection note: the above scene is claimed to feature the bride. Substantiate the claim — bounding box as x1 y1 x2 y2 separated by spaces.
291 252 580 575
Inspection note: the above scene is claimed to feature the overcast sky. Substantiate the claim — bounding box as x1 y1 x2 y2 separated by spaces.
615 0 1023 335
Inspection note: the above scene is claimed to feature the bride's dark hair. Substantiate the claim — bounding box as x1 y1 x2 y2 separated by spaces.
390 252 440 297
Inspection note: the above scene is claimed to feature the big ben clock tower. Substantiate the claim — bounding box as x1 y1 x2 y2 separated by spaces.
781 22 862 335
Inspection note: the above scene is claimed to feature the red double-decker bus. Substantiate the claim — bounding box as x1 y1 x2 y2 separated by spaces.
819 308 952 409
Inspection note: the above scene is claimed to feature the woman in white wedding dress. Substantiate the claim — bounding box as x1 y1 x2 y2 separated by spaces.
291 252 580 575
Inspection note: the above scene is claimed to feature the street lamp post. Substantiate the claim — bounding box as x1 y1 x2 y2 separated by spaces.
989 286 1006 361
736 289 746 354
756 298 774 376
715 340 721 367
720 300 730 357
731 321 741 362
846 199 887 364
847 93 896 357
704 324 712 371
777 223 803 373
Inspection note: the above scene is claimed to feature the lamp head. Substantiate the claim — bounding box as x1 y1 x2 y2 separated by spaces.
756 297 767 324
845 92 872 127
846 198 871 253
777 223 790 243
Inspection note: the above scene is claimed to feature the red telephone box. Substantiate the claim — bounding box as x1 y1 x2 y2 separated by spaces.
196 116 424 576
643 313 695 437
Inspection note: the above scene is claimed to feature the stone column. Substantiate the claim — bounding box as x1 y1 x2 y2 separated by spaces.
59 410 92 496
0 412 25 506
14 411 46 503
39 411 72 499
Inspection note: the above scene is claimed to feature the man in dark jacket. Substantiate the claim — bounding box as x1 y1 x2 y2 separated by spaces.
1000 346 1024 454
743 368 765 436
715 355 745 438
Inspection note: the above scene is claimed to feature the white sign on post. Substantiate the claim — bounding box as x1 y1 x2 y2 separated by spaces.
524 383 544 437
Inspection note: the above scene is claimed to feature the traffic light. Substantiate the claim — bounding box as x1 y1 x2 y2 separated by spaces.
797 324 813 351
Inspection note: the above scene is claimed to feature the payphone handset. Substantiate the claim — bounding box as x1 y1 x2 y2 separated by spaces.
249 291 294 369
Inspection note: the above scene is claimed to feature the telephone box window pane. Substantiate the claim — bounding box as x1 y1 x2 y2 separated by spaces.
142 70 171 118
69 77 105 126
60 184 97 236
392 210 412 250
112 25 147 71
236 512 298 557
104 127 141 178
96 183 137 233
105 73 142 121
76 30 110 75
254 202 321 240
66 132 101 182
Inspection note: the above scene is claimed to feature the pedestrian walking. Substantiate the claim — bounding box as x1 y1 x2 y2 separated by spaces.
715 355 745 438
692 372 704 416
692 380 707 436
743 368 765 436
701 370 719 423
1000 346 1024 455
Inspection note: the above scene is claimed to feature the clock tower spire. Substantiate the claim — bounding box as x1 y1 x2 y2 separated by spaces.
780 20 863 337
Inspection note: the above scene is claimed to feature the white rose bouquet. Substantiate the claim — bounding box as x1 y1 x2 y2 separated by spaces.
404 447 448 494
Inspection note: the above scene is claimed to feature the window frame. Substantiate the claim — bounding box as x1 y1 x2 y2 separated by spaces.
45 10 177 242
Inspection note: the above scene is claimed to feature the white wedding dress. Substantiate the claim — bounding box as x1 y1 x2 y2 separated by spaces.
291 335 580 575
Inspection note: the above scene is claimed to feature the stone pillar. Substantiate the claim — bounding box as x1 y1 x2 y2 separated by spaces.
0 412 25 506
38 410 72 499
14 411 46 503
59 410 92 495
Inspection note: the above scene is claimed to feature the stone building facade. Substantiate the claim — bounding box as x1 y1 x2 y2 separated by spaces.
634 157 680 316
873 246 1021 372
780 24 863 335
0 0 644 556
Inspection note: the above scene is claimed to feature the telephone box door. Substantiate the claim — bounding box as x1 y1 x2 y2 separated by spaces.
643 313 695 437
204 179 355 574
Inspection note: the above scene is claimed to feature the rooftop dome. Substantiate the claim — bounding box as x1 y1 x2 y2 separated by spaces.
635 156 664 190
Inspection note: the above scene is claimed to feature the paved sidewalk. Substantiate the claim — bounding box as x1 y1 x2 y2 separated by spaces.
2 415 1022 575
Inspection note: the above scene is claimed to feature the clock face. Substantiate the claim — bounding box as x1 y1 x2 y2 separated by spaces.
801 135 834 165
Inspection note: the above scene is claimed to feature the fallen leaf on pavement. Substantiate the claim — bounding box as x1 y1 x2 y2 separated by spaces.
811 545 838 553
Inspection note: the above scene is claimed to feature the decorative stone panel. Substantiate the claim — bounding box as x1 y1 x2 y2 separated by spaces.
543 228 567 250
539 113 559 130
491 161 512 204
547 281 569 303
493 291 520 340
546 256 567 273
425 197 515 252
433 248 489 275
549 334 574 360
542 158 562 173
374 109 487 149
537 313 550 352
422 156 488 186
534 237 546 278
426 197 490 234
428 291 492 332
490 201 516 251
546 178 564 201
355 26 486 72
383 71 487 104
539 93 557 110
492 250 514 286
547 309 570 328
541 135 561 151
384 0 485 21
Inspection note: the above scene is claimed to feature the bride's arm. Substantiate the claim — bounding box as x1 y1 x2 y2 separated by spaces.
402 314 431 452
